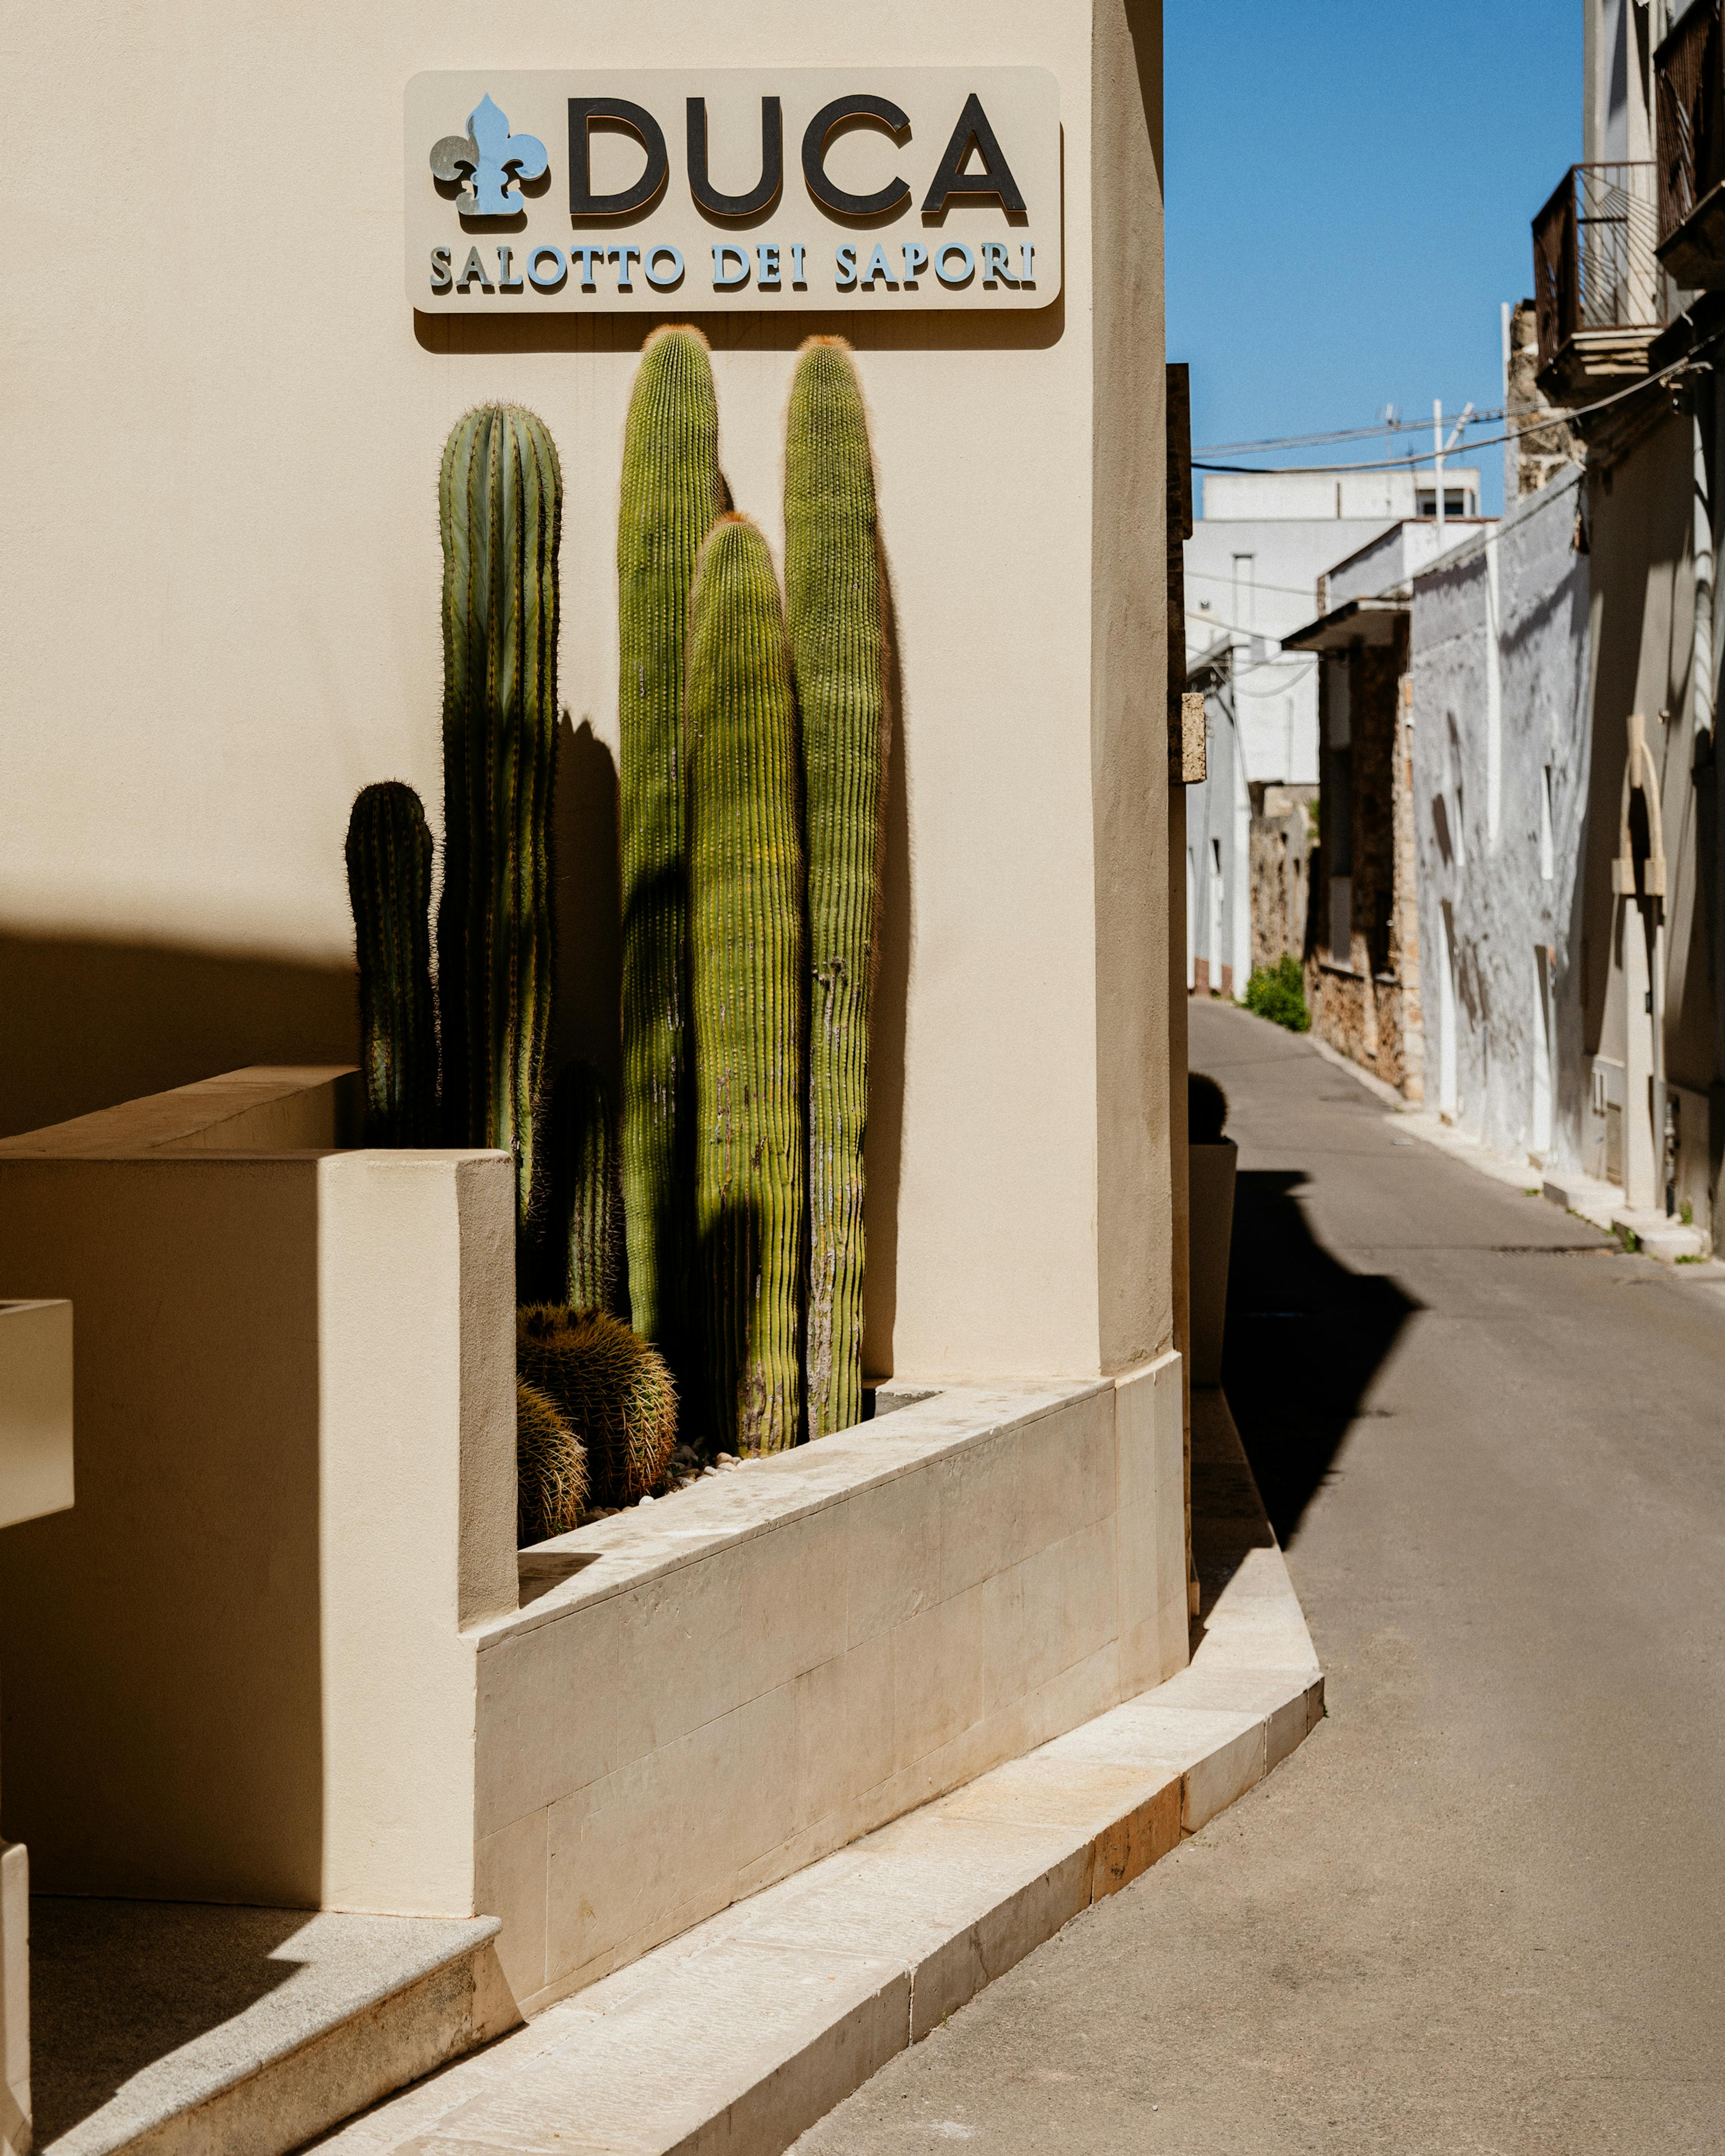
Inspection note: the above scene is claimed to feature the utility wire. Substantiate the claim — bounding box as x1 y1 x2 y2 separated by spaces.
1194 341 1720 474
1196 410 1507 455
1188 565 1416 603
1185 604 1322 652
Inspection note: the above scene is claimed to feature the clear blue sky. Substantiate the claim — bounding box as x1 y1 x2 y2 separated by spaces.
1165 0 1582 514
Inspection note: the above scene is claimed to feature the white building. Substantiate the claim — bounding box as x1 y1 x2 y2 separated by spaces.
1184 462 1482 999
1184 638 1251 998
1185 464 1482 788
1411 467 1589 1165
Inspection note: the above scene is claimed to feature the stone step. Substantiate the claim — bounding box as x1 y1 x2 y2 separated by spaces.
33 1901 514 2156
309 1388 1319 2156
1607 1207 1707 1263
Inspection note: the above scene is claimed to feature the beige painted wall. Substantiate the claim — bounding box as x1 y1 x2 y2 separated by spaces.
0 1076 516 1914
0 0 1170 1384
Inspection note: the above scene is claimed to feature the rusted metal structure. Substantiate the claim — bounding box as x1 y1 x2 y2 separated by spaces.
1532 161 1669 398
1655 0 1725 287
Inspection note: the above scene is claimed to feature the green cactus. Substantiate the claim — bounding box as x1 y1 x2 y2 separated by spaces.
617 326 724 1363
784 338 887 1438
686 514 806 1455
437 404 562 1238
516 1378 588 1544
551 1060 627 1317
345 781 439 1146
517 1306 677 1507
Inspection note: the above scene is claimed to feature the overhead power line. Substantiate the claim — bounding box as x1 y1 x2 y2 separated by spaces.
1188 565 1393 602
1195 410 1506 456
1191 340 1716 475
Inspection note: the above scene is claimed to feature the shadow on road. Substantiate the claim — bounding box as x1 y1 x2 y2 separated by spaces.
1222 1168 1421 1546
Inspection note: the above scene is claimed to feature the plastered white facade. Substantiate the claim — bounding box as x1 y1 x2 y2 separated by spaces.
1183 651 1251 1001
1411 467 1591 1168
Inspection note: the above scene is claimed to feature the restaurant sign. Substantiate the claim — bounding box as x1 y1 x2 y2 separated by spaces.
406 69 1061 313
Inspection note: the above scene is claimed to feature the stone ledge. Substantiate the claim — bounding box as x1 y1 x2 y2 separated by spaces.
1608 1207 1707 1263
311 1389 1320 2156
1540 1168 1624 1231
478 1377 1110 1646
33 1904 512 2156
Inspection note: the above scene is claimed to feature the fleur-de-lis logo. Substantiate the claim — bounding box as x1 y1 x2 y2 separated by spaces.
430 93 548 218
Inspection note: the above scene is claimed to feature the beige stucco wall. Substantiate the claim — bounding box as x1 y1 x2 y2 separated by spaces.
0 0 1170 1385
0 1074 516 1914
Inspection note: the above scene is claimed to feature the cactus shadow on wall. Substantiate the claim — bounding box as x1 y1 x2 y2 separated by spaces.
617 855 687 1352
691 1189 758 1451
861 552 909 1382
552 715 625 1103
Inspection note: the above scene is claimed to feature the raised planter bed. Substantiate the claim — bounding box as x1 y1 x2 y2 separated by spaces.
0 1066 1187 2025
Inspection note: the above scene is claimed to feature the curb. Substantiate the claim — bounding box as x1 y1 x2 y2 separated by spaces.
313 1392 1321 2156
1305 1029 1407 1108
1390 1112 1715 1264
1387 1106 1546 1193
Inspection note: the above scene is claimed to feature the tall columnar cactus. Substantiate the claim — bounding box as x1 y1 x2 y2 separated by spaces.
551 1059 627 1317
345 781 439 1146
617 327 724 1361
686 514 807 1454
784 338 888 1438
437 404 562 1236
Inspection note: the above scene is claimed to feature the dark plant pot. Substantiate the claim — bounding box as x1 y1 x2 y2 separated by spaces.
1188 1139 1238 1385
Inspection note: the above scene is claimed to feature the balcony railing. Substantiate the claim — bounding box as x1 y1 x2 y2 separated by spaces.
1533 163 1666 374
1656 0 1725 286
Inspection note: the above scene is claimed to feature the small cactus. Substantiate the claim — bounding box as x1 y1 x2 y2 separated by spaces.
784 338 887 1437
517 1305 678 1507
345 781 438 1145
617 326 725 1364
516 1378 588 1545
551 1060 627 1317
437 403 562 1238
686 514 806 1455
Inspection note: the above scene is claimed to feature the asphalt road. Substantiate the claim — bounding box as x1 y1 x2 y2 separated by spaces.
796 1001 1725 2156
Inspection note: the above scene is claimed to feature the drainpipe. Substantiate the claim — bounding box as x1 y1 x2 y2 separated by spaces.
1697 402 1715 760
1695 383 1723 1229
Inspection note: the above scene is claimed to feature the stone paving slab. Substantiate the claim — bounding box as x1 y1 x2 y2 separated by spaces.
309 1389 1321 2156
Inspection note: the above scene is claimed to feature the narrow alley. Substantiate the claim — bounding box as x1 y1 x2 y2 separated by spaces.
796 1000 1725 2156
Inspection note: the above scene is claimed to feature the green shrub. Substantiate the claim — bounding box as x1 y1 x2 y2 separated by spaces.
1244 954 1310 1033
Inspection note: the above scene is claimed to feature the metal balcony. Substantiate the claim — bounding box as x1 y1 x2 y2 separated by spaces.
1532 162 1670 400
1656 0 1725 287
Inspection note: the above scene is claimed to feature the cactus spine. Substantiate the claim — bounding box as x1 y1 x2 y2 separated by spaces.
686 515 806 1454
784 339 887 1438
437 404 562 1235
345 781 439 1146
516 1378 588 1545
617 327 723 1362
518 1306 678 1507
552 1060 627 1316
